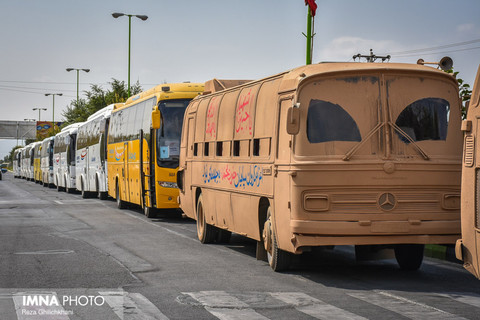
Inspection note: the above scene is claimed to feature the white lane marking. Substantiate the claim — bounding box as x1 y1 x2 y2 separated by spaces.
117 210 195 242
271 292 367 320
14 249 74 255
101 291 169 320
185 291 268 320
54 200 63 204
99 291 124 319
348 291 467 320
437 292 480 308
12 291 71 320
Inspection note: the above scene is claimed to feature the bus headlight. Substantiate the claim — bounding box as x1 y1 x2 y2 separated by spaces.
158 181 178 188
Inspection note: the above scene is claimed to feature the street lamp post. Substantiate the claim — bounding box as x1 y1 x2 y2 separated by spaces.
66 68 90 103
112 12 148 97
32 107 47 121
45 93 63 132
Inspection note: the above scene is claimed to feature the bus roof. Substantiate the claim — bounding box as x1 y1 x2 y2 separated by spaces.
278 62 457 93
116 82 205 111
57 122 84 136
200 62 457 97
86 103 120 122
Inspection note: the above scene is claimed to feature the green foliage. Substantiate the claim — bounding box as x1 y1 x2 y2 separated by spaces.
62 79 142 125
445 69 472 119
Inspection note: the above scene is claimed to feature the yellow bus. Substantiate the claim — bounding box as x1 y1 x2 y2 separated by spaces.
107 82 204 217
178 61 463 271
456 65 480 279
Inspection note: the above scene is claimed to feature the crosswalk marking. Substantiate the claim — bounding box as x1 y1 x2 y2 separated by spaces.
437 292 480 308
205 307 269 320
2 289 478 320
348 291 468 320
184 291 268 320
270 292 367 320
100 291 169 320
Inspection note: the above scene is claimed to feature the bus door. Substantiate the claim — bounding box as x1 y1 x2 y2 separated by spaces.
140 128 155 209
273 96 294 251
458 65 480 279
123 141 130 202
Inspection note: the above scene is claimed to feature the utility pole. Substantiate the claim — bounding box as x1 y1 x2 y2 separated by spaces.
304 0 317 65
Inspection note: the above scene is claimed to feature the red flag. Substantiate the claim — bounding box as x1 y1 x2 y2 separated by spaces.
305 0 317 17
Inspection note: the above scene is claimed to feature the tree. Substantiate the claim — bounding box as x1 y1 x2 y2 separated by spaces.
445 69 472 119
62 79 142 125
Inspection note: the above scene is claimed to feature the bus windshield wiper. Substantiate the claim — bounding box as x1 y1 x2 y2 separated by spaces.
343 122 384 161
389 122 430 160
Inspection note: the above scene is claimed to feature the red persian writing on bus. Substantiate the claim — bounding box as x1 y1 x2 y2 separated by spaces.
235 89 253 135
206 97 219 139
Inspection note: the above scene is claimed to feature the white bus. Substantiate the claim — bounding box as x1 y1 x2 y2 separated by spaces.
21 144 34 181
40 137 55 187
76 104 118 199
53 123 83 193
13 148 22 178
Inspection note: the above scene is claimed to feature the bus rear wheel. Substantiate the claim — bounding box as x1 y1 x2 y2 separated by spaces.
81 180 90 198
394 244 424 270
116 181 126 209
97 179 108 200
263 207 291 272
196 194 217 244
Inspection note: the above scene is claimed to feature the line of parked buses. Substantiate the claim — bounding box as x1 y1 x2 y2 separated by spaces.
9 60 480 277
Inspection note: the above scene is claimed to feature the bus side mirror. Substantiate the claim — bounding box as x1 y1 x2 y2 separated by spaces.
286 103 300 135
152 107 162 130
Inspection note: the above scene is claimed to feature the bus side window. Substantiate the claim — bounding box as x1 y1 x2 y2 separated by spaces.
204 142 209 157
233 141 240 157
193 143 198 157
216 141 223 157
253 138 272 157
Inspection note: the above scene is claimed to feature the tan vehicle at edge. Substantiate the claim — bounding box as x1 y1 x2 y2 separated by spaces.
456 65 480 279
178 61 463 271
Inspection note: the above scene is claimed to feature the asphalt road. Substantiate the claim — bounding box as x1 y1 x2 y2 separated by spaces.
0 172 479 320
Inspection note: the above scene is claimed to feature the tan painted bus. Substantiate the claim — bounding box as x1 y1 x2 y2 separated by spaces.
456 65 480 279
178 61 463 271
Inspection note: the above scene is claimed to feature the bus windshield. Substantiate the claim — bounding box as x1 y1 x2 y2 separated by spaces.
296 74 459 159
156 99 190 168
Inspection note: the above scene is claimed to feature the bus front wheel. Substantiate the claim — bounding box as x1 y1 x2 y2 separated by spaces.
196 194 217 244
263 207 291 272
144 206 157 218
394 244 424 271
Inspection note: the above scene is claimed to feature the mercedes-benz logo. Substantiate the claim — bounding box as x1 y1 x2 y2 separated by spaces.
378 193 396 211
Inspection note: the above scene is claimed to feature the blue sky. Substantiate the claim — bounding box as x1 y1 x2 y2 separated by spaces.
1 0 479 158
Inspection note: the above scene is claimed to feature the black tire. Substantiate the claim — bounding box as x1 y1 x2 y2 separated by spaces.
196 194 217 244
394 244 424 270
144 206 157 218
56 177 64 192
96 178 108 200
116 181 126 209
263 207 291 272
81 180 89 199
